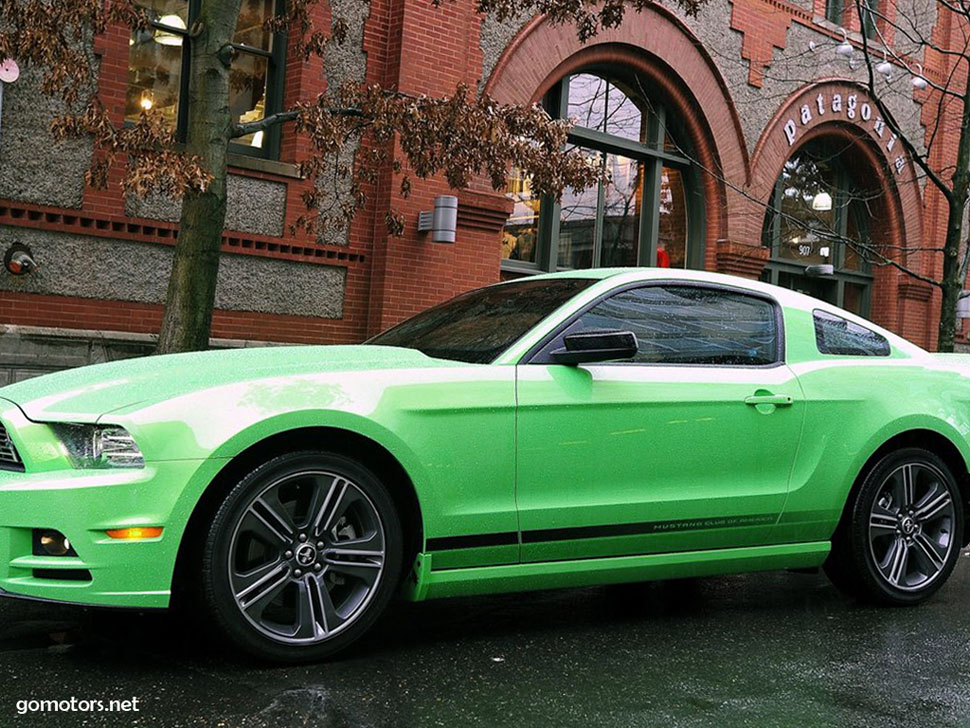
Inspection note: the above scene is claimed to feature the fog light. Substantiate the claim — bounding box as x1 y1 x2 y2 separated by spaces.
105 527 163 540
33 529 76 557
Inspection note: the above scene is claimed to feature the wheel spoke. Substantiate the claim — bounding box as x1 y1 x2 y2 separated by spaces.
879 538 909 586
912 533 946 572
310 477 349 537
330 527 384 553
896 464 917 509
293 574 344 640
248 492 296 546
914 485 952 523
869 506 898 536
325 553 382 587
234 561 290 614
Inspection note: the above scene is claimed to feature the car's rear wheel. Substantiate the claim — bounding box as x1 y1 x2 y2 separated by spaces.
825 447 963 605
202 451 402 662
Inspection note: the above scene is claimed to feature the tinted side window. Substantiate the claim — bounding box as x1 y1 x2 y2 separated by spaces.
814 310 890 356
570 285 780 365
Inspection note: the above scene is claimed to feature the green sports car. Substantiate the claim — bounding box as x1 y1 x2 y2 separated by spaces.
0 268 967 661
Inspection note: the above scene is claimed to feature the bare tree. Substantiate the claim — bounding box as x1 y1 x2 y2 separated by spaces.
846 0 970 351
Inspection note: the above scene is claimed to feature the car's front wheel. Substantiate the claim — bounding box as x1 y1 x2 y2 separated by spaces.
826 447 964 605
202 451 402 662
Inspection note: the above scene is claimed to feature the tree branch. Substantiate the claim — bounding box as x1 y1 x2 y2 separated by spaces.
231 109 300 138
231 106 368 139
856 1 956 205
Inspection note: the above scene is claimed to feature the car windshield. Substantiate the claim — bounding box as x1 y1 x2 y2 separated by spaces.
366 278 595 363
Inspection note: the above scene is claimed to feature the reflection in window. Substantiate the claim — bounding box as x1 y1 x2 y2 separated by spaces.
775 150 837 266
230 53 269 148
125 3 187 128
558 149 603 269
230 0 276 148
126 0 282 155
600 155 643 267
814 310 890 356
503 171 540 264
235 0 275 49
567 74 645 143
504 70 696 273
367 278 596 364
762 138 875 317
575 285 779 366
658 167 688 268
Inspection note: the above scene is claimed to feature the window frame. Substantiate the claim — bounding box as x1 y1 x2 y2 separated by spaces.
501 71 705 276
128 0 288 160
861 0 879 39
522 280 786 369
825 0 844 25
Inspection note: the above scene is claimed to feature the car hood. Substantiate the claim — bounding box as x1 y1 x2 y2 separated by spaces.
0 345 451 422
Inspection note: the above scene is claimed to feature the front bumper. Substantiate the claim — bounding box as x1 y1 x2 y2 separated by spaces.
0 459 218 609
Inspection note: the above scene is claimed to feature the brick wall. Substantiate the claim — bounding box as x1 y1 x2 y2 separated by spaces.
0 0 961 367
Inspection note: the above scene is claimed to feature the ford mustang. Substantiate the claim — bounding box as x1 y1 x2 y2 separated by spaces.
0 268 966 661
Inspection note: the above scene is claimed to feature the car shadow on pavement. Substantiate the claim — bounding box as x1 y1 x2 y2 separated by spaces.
0 569 849 669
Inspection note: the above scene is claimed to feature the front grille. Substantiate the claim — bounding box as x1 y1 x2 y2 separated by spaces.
0 422 24 471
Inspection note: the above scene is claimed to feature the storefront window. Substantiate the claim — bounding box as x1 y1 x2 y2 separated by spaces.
126 0 285 158
762 138 874 317
502 70 699 273
659 167 689 268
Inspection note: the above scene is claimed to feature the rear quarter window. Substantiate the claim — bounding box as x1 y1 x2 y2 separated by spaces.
814 310 891 356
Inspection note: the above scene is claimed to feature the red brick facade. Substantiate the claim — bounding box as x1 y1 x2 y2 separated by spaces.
0 0 964 350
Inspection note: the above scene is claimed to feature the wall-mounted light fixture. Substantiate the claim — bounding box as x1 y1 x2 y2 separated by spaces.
836 29 855 62
875 52 893 81
912 63 928 90
418 195 458 244
4 243 36 275
958 292 970 318
819 29 928 91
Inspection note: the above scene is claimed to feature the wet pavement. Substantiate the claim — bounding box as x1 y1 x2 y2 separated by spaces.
2 553 970 727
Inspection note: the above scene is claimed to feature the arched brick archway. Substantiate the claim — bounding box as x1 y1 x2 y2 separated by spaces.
483 7 750 272
750 81 930 344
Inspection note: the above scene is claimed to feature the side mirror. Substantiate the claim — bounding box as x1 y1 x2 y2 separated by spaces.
550 330 639 365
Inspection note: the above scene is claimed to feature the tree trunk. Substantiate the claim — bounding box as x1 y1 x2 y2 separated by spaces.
938 210 964 353
937 72 970 353
156 0 244 354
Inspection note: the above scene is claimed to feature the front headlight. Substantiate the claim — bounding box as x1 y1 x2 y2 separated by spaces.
50 424 145 469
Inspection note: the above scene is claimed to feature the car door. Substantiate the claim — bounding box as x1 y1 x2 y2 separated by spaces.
515 282 806 563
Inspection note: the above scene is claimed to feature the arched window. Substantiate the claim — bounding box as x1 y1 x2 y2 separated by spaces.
502 71 702 273
761 138 875 316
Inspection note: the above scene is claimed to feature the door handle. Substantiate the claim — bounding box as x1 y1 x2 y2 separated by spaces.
744 393 793 407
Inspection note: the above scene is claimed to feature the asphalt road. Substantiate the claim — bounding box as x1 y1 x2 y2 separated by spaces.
2 553 970 728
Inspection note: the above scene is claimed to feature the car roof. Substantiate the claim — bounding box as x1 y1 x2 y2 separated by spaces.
524 266 815 303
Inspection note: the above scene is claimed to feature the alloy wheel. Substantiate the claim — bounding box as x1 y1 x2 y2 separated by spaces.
868 462 955 592
227 470 386 644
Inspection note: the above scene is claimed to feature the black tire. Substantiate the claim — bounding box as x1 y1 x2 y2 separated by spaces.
825 447 964 605
201 450 403 663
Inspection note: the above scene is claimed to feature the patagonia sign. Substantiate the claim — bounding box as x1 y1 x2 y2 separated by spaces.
783 92 907 175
